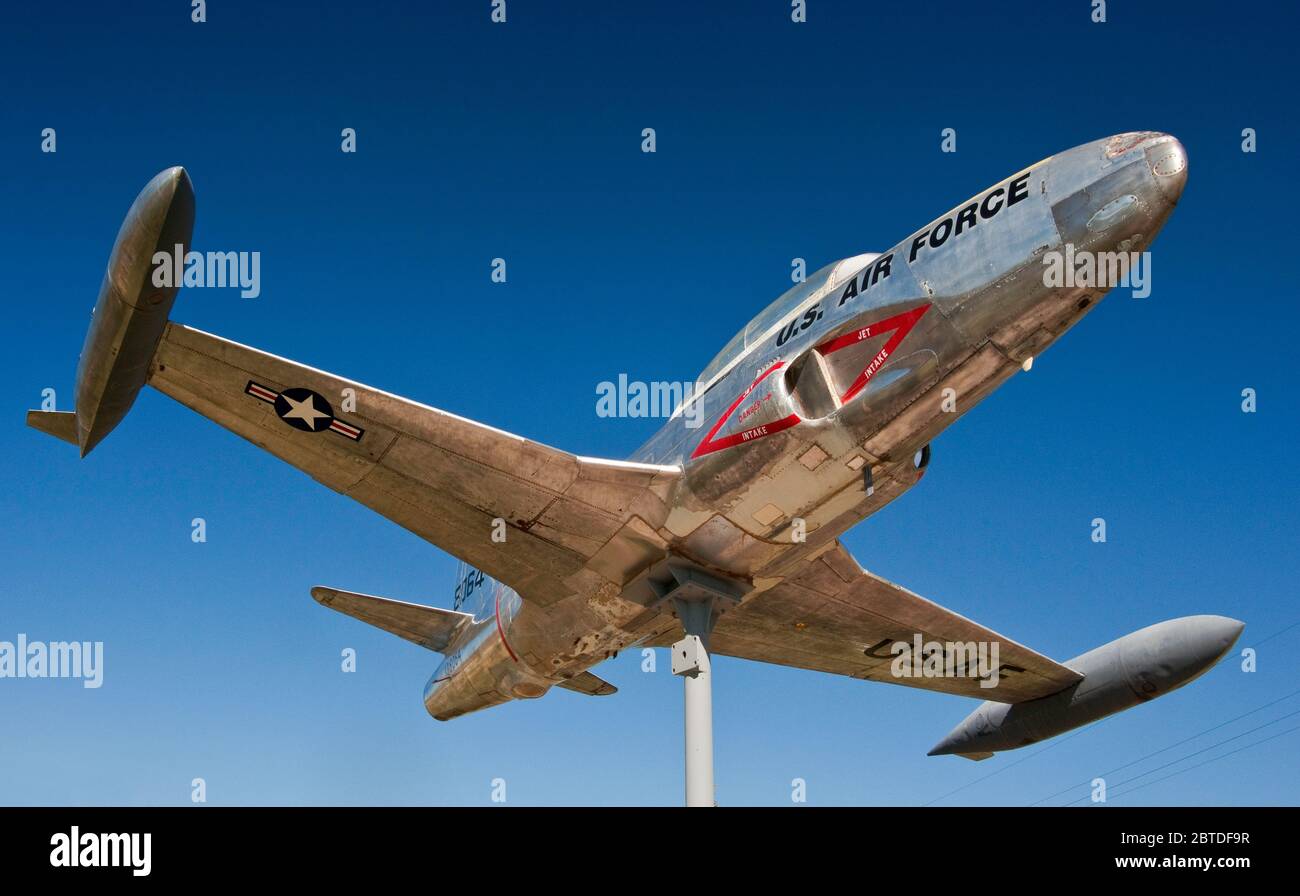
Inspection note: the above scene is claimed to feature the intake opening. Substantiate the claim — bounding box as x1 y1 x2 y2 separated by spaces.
783 350 841 420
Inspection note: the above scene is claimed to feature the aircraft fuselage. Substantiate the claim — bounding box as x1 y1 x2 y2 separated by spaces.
424 132 1188 720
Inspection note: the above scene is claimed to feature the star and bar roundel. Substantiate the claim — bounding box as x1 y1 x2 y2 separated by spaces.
244 381 365 442
691 303 930 459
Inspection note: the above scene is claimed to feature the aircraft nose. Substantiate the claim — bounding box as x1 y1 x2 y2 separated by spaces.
1143 134 1187 205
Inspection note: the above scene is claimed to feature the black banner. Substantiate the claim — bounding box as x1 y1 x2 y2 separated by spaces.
0 806 1285 882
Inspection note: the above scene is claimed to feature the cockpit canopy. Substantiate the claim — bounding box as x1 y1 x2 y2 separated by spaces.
696 253 880 384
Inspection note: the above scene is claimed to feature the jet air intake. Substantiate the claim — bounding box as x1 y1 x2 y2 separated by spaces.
928 615 1244 761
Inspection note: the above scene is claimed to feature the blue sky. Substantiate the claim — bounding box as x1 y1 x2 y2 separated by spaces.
2 1 1297 805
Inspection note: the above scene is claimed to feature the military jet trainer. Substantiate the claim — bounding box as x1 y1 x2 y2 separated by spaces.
29 132 1241 806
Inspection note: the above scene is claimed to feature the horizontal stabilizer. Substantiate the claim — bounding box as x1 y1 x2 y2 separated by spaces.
26 410 79 446
311 586 472 653
556 670 617 697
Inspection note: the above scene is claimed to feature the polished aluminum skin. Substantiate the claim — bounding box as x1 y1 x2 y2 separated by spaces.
30 133 1237 760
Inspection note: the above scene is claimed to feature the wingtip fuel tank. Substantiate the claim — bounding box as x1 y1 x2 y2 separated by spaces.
26 166 195 455
76 166 195 455
928 615 1244 760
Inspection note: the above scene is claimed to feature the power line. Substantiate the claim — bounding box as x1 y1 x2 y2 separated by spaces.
1104 722 1300 803
1058 705 1300 806
1028 684 1300 805
1250 619 1300 648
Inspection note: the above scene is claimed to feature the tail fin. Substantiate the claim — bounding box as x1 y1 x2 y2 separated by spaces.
311 586 473 653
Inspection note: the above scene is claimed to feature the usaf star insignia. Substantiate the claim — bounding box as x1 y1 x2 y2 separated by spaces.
244 381 365 442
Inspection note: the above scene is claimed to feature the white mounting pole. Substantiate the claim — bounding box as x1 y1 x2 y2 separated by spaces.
672 597 716 807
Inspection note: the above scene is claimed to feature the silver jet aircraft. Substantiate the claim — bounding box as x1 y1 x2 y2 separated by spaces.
29 132 1242 804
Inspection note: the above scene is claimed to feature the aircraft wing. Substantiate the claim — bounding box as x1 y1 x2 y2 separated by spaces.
150 323 681 607
705 542 1083 703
